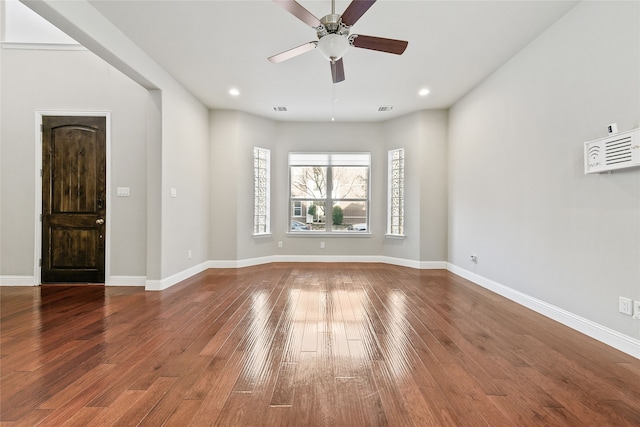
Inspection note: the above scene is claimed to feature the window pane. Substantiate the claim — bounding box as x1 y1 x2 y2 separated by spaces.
332 201 367 232
291 166 327 199
290 201 325 231
293 201 302 216
332 166 368 199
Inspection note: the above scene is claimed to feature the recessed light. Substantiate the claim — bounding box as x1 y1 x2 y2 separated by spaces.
419 88 430 96
229 88 240 96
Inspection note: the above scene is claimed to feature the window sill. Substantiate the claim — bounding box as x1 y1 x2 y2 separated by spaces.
253 233 272 238
287 232 371 237
385 234 406 239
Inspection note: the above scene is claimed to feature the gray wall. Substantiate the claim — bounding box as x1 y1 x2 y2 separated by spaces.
448 0 640 339
9 0 213 286
382 110 449 263
159 88 210 279
0 47 148 278
209 111 450 264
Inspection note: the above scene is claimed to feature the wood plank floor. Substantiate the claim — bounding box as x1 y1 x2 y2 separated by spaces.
1 263 639 426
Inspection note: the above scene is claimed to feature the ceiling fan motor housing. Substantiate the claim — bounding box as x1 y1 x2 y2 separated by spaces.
318 13 350 38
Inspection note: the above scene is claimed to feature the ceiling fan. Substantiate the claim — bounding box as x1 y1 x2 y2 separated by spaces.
268 0 408 83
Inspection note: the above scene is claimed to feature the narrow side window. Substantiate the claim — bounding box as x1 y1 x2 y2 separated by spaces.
253 147 270 235
387 148 404 236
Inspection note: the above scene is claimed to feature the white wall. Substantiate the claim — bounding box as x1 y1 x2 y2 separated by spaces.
2 0 76 44
0 47 148 279
448 1 640 340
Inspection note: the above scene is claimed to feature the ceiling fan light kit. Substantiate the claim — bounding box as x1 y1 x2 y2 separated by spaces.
317 34 349 61
269 0 408 83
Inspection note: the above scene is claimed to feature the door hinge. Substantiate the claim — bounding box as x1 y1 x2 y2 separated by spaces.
40 169 43 177
39 214 42 221
41 124 44 132
39 259 42 267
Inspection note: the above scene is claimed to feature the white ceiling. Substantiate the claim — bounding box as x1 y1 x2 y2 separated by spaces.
83 0 578 122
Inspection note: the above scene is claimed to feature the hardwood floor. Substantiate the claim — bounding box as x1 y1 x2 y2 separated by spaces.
1 263 639 426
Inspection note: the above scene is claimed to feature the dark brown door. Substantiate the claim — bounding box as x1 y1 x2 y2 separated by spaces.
42 116 106 283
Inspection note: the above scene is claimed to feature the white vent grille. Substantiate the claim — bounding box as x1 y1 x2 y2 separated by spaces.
584 128 640 174
273 106 288 112
378 106 393 112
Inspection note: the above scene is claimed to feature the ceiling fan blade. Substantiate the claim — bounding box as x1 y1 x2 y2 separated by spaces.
273 0 322 28
351 34 408 55
341 0 376 26
268 42 317 63
330 58 345 83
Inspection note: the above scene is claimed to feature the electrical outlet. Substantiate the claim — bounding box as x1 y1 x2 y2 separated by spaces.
187 250 192 259
633 301 640 319
278 241 283 248
320 241 325 249
619 297 632 315
470 254 478 264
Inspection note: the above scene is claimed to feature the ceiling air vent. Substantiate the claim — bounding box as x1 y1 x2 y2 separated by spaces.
378 106 393 112
273 106 288 112
584 128 640 174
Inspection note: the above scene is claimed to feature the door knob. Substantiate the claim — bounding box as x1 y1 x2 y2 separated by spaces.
96 218 105 225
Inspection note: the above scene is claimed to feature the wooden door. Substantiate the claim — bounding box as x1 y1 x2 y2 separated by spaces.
41 116 106 283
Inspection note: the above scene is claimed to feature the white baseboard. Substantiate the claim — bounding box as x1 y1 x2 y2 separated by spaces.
0 275 147 287
447 263 640 360
108 276 146 287
0 276 37 286
145 261 210 291
207 255 447 270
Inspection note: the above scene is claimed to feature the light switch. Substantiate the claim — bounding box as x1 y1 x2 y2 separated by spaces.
170 187 177 198
117 187 130 197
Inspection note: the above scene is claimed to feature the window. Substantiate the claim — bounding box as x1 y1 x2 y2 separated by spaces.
388 148 404 236
293 201 302 217
253 147 270 235
289 153 369 233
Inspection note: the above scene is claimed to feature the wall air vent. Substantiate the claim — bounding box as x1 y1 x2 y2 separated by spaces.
584 128 640 174
273 106 288 112
378 106 393 112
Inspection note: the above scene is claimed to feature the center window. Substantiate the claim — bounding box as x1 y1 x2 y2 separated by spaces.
289 153 370 233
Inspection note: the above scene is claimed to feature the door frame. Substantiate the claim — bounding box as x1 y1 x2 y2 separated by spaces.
34 110 112 285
